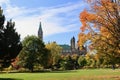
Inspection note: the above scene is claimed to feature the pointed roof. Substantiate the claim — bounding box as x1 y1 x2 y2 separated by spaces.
38 21 43 41
38 22 43 33
71 36 75 41
72 36 75 40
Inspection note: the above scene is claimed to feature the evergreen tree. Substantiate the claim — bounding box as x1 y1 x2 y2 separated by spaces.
0 7 5 30
0 7 22 68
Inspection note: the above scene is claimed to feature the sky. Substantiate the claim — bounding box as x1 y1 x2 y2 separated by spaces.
0 0 88 45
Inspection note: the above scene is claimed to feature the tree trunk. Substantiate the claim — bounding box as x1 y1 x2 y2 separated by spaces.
112 64 115 70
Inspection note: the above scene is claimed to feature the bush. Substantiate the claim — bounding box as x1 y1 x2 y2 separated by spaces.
78 56 87 68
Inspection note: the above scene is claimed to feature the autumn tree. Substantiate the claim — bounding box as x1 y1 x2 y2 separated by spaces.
45 42 62 69
78 0 120 68
0 7 22 68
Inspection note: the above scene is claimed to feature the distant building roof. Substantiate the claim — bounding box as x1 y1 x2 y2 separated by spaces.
59 44 71 50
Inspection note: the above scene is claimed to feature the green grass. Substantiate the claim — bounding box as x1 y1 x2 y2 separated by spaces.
0 69 120 80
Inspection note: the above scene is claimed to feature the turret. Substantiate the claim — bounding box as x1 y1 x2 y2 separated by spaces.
70 36 75 52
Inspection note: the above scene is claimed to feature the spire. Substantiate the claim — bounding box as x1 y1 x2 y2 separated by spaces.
39 22 42 32
72 36 75 41
38 21 43 41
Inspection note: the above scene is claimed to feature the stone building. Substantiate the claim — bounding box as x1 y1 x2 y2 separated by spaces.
60 37 87 55
37 22 86 55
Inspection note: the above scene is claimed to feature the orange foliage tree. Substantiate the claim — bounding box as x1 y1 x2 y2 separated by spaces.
78 0 120 68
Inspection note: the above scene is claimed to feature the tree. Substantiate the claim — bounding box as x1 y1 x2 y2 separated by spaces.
59 55 76 70
45 42 62 69
0 7 22 68
18 35 49 72
78 0 120 68
0 7 5 30
78 56 87 68
71 54 79 69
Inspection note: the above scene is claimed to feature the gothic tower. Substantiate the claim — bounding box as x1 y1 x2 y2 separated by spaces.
38 22 43 41
70 36 75 52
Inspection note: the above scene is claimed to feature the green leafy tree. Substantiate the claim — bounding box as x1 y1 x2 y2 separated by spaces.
64 55 75 70
59 55 78 70
18 35 49 72
78 56 87 68
0 7 22 68
71 54 79 69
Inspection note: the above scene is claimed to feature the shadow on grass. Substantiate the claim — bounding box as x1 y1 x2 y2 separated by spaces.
30 70 77 73
49 70 77 73
0 78 23 80
7 70 77 74
0 69 77 74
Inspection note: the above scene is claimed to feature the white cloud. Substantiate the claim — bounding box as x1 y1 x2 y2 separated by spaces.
5 6 25 18
0 0 9 5
14 16 39 39
1 1 86 39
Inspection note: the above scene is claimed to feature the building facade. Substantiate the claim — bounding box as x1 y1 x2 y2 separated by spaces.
37 22 86 55
60 37 87 55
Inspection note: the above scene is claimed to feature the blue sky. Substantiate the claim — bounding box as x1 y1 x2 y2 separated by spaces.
0 0 87 45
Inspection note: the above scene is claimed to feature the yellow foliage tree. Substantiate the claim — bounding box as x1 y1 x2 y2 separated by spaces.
78 0 120 68
46 42 62 68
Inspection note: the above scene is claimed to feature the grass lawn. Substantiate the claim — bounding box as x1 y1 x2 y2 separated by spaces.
0 69 120 80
